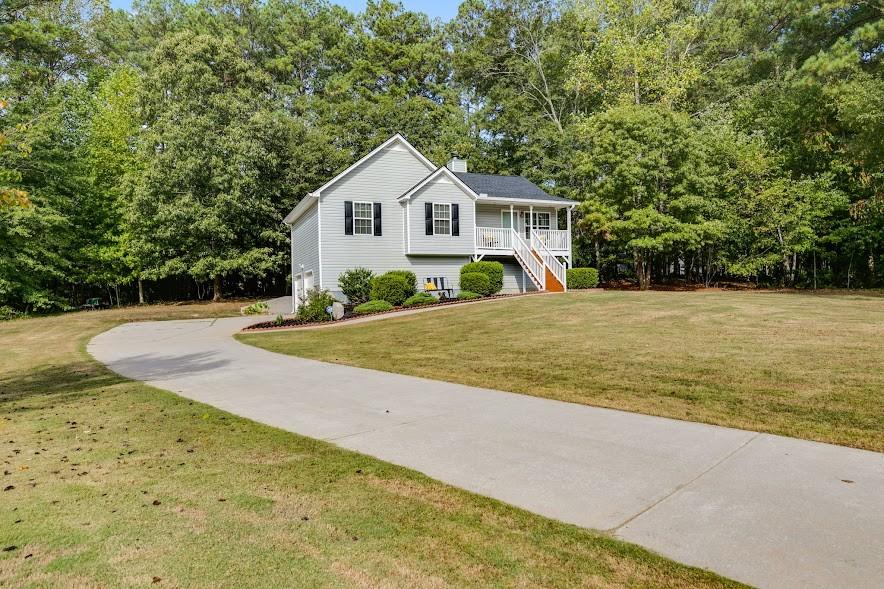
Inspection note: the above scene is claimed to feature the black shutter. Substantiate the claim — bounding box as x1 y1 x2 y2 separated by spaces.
451 203 459 236
344 201 353 235
425 202 433 235
373 202 382 236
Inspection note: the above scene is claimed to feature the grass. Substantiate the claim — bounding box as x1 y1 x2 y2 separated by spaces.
240 290 884 453
0 302 740 588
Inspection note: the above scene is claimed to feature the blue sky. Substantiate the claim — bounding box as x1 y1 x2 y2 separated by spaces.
108 0 461 21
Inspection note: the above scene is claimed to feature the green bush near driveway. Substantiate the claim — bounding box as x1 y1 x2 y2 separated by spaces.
370 270 417 306
241 301 269 315
460 261 503 294
456 290 482 300
354 300 394 314
567 267 599 289
296 288 337 322
403 292 437 307
338 267 374 304
460 272 491 296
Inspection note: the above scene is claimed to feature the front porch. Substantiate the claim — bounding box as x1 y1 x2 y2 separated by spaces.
473 201 572 259
474 226 571 258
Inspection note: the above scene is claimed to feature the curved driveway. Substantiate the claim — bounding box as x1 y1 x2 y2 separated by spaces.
89 316 884 589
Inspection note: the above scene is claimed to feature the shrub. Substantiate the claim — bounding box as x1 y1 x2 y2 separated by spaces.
460 261 503 294
456 290 481 300
460 272 491 296
273 314 285 326
354 300 394 314
241 301 269 315
338 267 374 305
567 267 599 289
370 270 416 306
296 288 336 322
403 292 437 307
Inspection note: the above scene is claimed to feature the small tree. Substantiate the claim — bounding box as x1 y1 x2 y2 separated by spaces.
338 267 374 305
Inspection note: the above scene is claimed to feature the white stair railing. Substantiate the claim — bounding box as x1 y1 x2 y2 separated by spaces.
532 230 567 290
532 229 570 252
511 229 545 290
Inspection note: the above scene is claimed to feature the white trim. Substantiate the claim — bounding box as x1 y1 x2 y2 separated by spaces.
315 134 434 197
476 196 575 207
398 166 479 202
290 226 296 313
282 133 434 225
432 203 452 236
283 193 317 225
352 200 374 235
316 198 322 289
406 200 411 253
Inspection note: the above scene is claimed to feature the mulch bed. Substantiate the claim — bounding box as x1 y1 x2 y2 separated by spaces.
242 291 542 332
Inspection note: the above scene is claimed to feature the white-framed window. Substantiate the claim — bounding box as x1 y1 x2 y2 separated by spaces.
433 203 451 236
353 201 373 235
532 212 551 230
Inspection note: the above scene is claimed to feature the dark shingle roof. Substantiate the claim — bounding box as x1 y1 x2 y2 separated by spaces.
454 172 575 204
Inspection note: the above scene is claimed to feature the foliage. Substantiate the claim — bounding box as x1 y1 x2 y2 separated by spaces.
456 290 482 300
567 267 599 289
370 271 416 306
403 292 437 307
338 267 375 305
460 272 492 296
241 301 269 315
296 288 336 322
572 104 727 289
460 261 504 294
354 299 394 314
1 0 882 313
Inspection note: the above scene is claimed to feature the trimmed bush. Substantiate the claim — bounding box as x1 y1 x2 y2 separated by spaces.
567 267 599 289
403 292 437 307
370 270 417 306
460 261 503 294
241 301 269 315
354 300 394 315
338 267 374 305
296 288 337 322
460 272 491 296
456 290 482 300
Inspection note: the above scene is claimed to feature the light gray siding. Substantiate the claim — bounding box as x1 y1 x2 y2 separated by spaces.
318 144 432 294
291 199 319 280
407 177 476 255
481 256 539 293
476 202 560 230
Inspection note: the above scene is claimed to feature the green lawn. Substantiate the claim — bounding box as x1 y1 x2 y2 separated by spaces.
0 303 739 588
241 290 884 453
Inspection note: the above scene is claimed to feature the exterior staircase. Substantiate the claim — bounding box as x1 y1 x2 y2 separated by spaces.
510 229 567 292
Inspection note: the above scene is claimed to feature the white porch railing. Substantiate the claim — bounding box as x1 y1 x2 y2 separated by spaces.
531 229 570 252
511 229 545 290
532 230 567 290
475 226 512 251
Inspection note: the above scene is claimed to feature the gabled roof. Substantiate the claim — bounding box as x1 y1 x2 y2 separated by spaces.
454 172 575 204
397 166 479 202
283 133 435 225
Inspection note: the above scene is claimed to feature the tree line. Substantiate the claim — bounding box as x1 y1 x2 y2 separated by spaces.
1 0 881 313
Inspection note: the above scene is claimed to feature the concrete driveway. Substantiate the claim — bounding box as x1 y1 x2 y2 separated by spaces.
88 316 884 589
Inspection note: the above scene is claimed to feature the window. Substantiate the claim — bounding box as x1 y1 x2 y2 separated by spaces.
433 203 451 236
353 201 373 235
532 212 551 230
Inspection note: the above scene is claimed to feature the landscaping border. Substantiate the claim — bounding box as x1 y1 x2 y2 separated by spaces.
242 291 560 333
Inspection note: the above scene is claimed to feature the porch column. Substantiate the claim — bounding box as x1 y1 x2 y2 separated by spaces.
509 204 514 250
567 205 573 266
529 205 534 239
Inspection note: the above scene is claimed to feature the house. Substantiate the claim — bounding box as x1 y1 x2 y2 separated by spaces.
283 133 576 310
